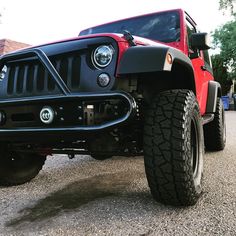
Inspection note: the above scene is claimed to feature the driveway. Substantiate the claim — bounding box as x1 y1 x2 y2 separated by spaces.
0 112 235 236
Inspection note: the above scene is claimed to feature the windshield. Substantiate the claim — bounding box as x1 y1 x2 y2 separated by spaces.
79 11 180 43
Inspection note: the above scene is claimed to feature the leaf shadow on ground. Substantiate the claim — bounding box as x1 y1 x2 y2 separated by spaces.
5 170 153 228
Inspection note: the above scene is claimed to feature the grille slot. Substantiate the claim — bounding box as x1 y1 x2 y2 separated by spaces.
5 52 81 97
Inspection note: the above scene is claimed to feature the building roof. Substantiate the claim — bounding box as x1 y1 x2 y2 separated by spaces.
0 38 30 55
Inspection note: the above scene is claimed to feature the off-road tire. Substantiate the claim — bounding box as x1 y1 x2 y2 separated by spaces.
0 152 46 186
144 90 204 206
204 98 226 151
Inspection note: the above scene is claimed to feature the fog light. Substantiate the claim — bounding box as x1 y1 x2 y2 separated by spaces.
40 106 55 124
97 73 110 87
0 111 6 125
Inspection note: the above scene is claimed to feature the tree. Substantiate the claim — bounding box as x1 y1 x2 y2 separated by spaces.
214 0 236 95
219 0 236 13
212 54 232 95
213 17 236 80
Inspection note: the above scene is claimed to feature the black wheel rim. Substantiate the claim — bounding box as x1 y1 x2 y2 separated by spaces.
191 118 199 178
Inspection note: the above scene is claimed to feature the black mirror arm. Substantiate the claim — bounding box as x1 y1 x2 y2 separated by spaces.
189 50 199 60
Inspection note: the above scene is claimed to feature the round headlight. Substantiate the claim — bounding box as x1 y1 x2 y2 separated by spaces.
93 45 114 68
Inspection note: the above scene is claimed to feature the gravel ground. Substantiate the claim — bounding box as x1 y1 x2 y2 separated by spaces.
0 112 235 236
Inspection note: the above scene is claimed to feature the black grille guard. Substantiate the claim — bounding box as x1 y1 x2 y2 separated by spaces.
0 48 71 95
0 49 137 134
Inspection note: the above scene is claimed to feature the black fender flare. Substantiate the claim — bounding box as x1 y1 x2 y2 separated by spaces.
117 45 194 76
206 80 222 113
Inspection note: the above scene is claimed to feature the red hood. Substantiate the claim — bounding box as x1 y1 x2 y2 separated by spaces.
27 33 167 49
26 33 127 49
10 33 180 55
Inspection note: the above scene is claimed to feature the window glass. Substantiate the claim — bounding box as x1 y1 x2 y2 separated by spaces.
80 11 180 43
186 19 196 51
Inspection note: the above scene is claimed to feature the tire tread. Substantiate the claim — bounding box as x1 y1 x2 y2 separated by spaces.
144 89 203 206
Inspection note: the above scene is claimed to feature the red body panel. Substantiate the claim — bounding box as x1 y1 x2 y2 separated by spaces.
192 57 209 114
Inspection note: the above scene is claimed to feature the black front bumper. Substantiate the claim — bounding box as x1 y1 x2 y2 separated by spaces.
0 91 137 141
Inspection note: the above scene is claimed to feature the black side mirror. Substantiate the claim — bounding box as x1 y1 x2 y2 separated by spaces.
191 33 211 50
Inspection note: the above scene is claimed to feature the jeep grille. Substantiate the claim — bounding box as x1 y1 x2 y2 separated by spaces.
6 53 81 96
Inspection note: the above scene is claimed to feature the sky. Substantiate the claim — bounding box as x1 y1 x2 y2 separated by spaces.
0 0 232 46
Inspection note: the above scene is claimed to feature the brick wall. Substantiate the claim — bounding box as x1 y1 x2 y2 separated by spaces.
0 39 30 55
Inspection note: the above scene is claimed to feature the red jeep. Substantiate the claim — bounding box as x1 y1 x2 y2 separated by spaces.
0 9 225 206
